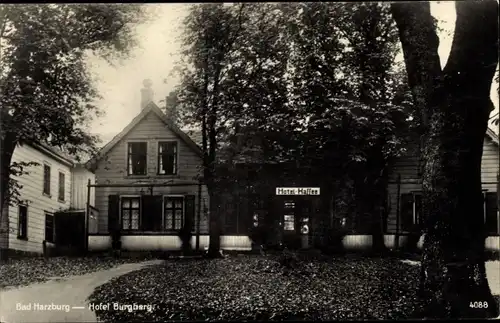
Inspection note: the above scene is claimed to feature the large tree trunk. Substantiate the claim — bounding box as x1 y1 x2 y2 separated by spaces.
420 88 496 318
206 187 222 258
370 174 388 254
205 167 222 258
369 158 390 254
0 134 17 261
354 160 388 254
391 1 499 318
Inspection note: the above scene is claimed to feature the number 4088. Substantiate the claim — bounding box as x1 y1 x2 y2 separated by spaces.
469 301 488 309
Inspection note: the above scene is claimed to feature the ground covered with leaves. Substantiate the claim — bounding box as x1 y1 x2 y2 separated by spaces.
0 256 149 290
89 254 423 321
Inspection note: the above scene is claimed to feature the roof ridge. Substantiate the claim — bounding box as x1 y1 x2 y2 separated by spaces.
87 102 202 170
486 127 499 145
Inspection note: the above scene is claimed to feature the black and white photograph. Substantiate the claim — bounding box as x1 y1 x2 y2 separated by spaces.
0 1 499 322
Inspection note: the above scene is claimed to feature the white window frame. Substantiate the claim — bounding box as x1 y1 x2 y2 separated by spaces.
125 141 148 176
157 140 180 175
119 195 142 230
162 195 185 230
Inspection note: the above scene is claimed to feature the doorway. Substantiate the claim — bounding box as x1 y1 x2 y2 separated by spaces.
276 197 313 249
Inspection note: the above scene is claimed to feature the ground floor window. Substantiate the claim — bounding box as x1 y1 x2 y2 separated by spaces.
110 194 198 233
45 213 54 243
121 197 141 230
283 200 296 231
164 196 184 230
400 192 420 232
400 190 498 235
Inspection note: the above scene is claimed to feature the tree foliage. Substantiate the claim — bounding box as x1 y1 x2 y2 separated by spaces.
175 3 253 257
174 3 412 254
0 4 146 216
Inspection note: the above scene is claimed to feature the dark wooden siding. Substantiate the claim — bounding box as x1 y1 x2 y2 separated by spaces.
386 134 499 234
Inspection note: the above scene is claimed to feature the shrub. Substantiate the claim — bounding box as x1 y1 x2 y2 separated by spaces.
178 225 193 255
249 225 269 249
110 230 122 250
319 228 348 255
278 247 299 271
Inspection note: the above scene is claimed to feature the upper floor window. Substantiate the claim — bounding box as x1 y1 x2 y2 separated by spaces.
127 142 147 175
43 164 51 196
58 172 65 202
158 141 178 175
18 205 28 240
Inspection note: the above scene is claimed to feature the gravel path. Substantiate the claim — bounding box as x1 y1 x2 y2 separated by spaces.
0 260 162 323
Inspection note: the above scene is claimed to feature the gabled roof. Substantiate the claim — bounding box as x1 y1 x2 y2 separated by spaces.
486 127 499 145
21 139 96 172
184 129 202 147
29 141 75 167
87 102 203 170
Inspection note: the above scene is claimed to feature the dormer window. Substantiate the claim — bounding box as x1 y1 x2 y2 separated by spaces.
127 142 147 176
158 141 178 175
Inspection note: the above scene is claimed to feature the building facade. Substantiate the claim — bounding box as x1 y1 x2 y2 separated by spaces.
0 142 95 256
86 102 216 252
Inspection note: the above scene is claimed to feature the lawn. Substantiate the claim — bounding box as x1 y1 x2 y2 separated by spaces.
0 256 150 290
88 253 423 321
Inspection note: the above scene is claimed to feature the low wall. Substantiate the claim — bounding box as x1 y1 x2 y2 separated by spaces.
87 234 500 252
343 235 499 252
88 235 252 252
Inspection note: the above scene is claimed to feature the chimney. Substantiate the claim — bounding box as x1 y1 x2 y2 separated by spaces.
140 79 154 110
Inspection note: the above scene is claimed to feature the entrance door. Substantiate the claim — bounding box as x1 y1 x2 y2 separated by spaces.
277 197 313 249
282 199 299 248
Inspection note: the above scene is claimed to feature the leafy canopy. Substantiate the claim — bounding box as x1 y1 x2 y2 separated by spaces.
0 4 147 206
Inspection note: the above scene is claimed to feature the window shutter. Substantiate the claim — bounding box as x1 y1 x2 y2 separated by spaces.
153 196 163 231
485 192 498 235
414 194 423 226
141 195 163 231
224 197 237 235
141 196 152 231
185 195 195 231
237 194 248 235
400 193 414 232
108 195 120 233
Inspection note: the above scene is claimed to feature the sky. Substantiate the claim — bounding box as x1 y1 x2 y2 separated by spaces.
86 2 500 146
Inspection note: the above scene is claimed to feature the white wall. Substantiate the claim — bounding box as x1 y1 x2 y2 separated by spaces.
87 234 500 253
71 166 95 209
88 235 252 252
8 144 73 254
